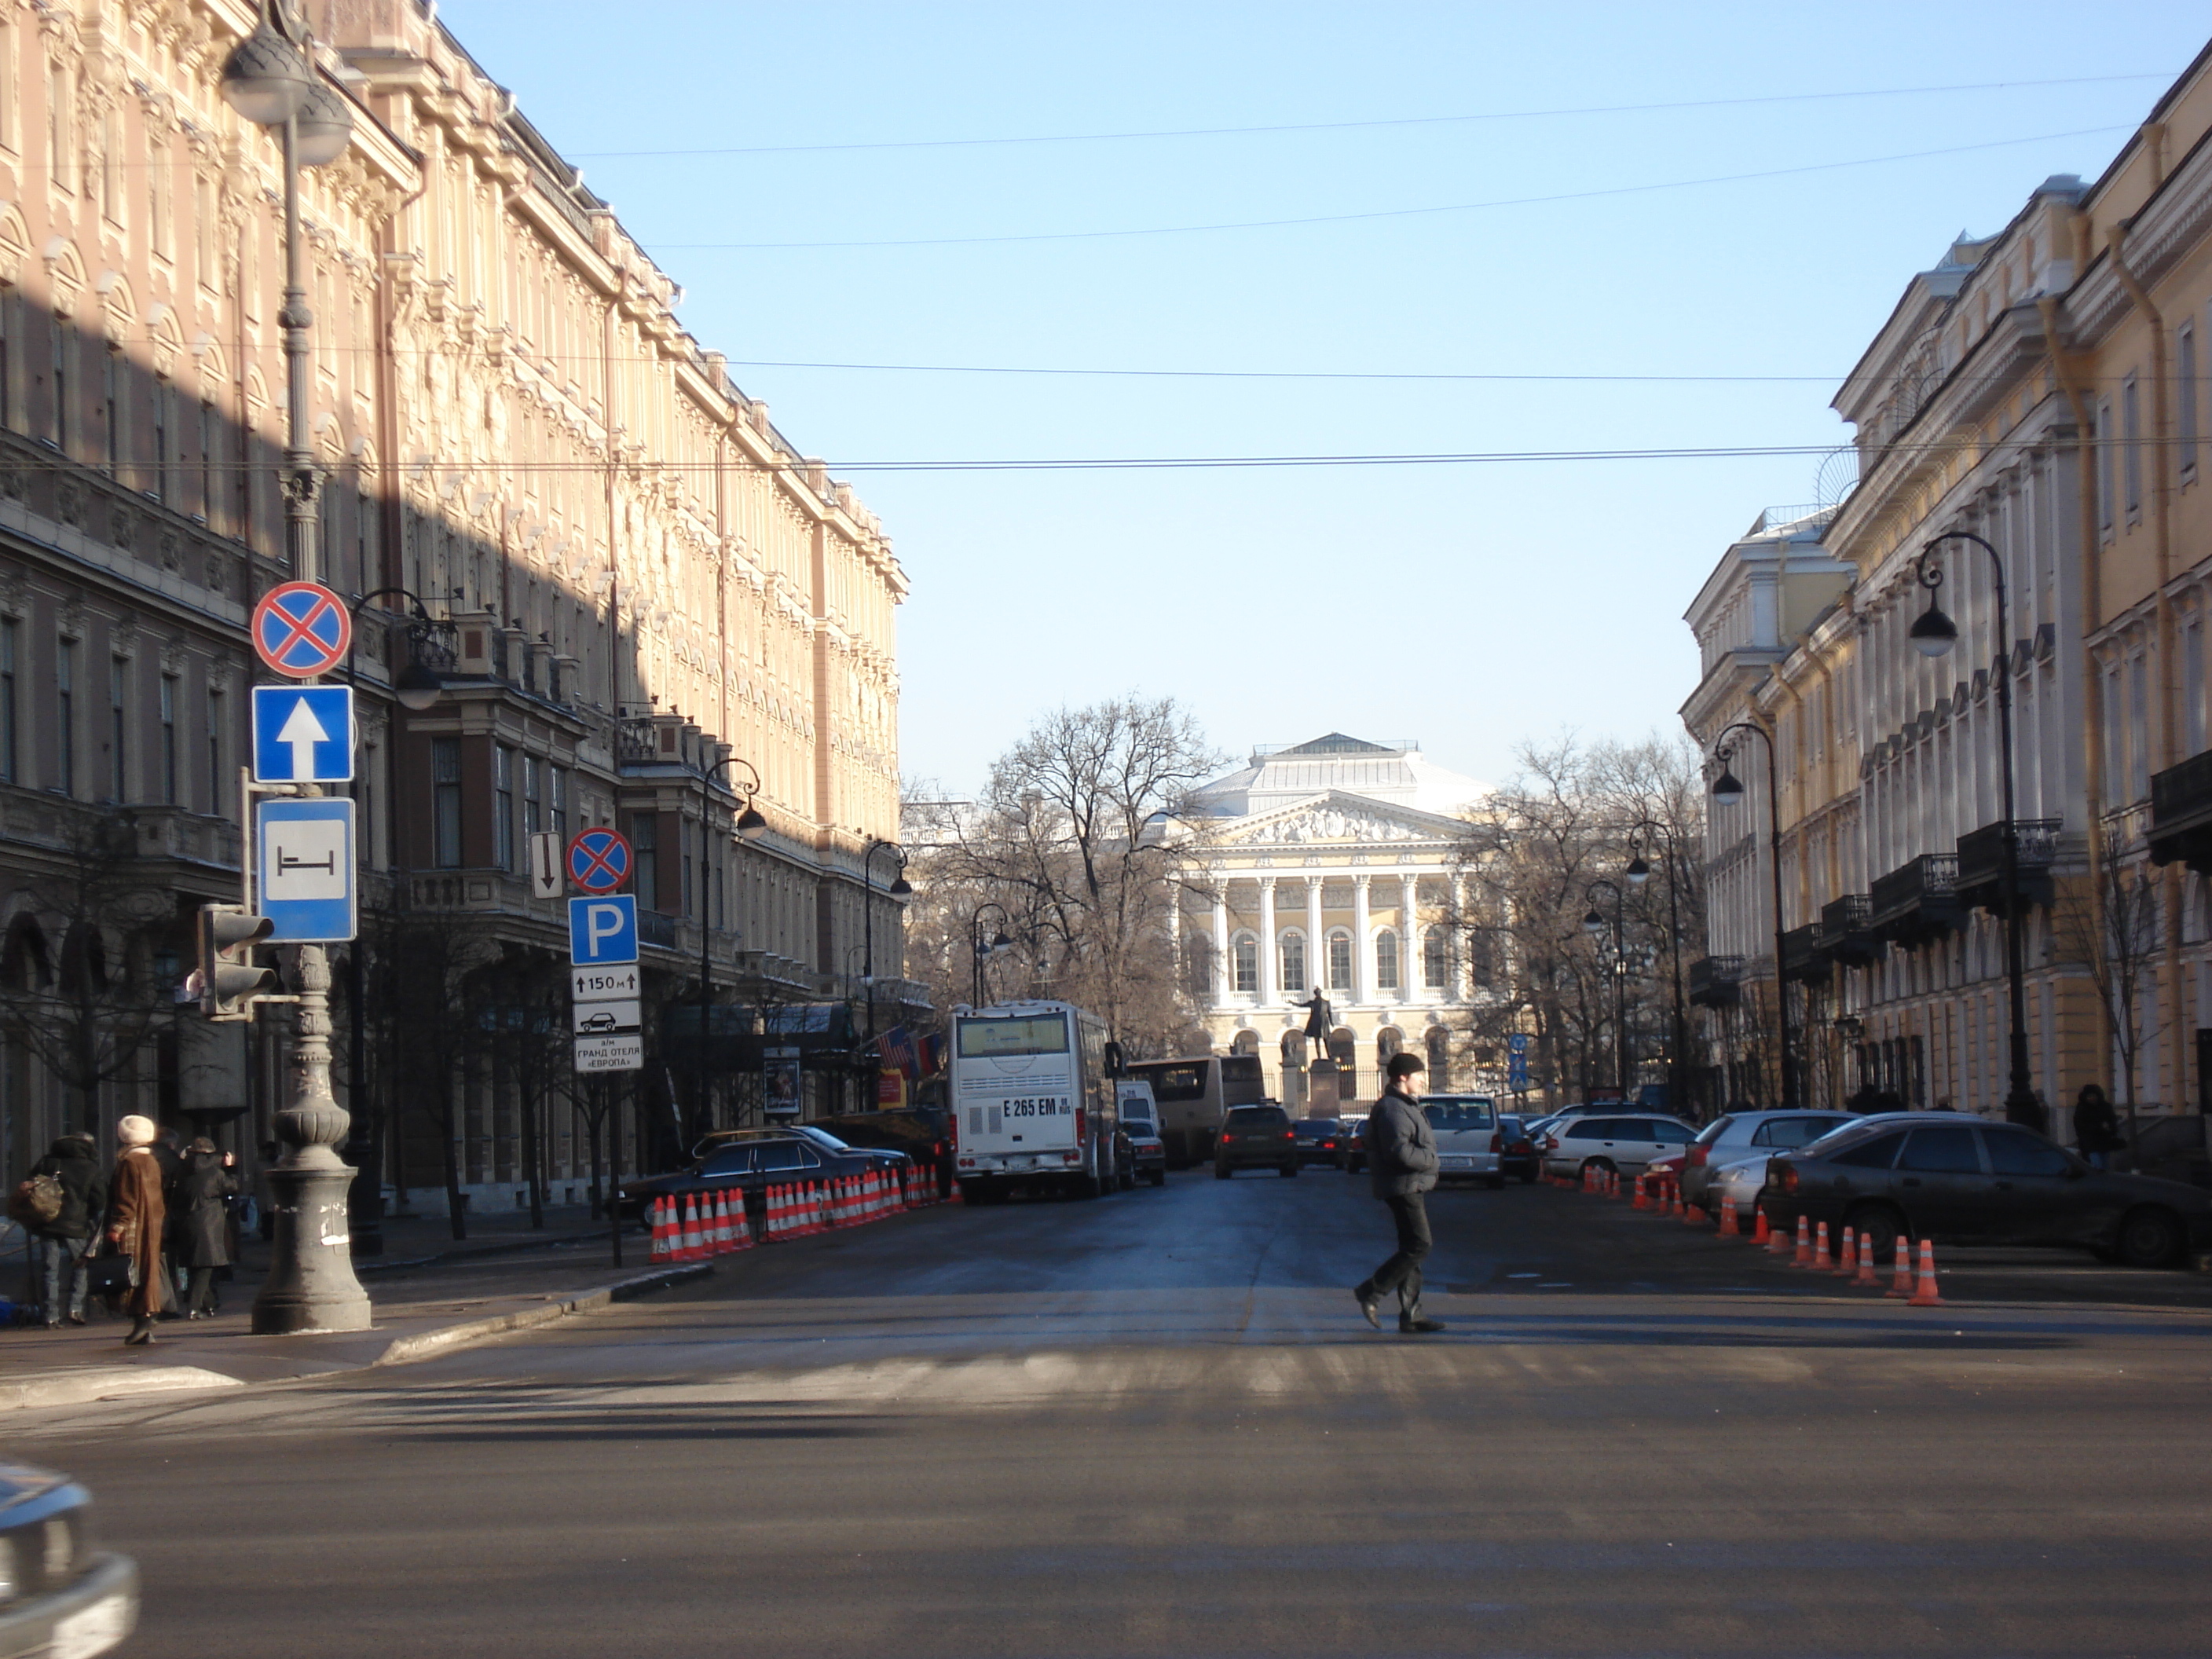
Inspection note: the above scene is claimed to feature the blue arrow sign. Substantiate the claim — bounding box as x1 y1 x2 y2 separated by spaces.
251 685 353 783
258 799 356 943
568 895 639 965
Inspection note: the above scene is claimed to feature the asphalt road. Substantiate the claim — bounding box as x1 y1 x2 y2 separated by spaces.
15 1165 2212 1657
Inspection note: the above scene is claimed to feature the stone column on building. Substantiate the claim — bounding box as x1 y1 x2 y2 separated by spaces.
1211 887 1231 1006
1352 874 1372 1007
1258 877 1278 1005
1166 892 1181 1003
1400 873 1420 1002
1305 876 1325 1000
1450 873 1469 999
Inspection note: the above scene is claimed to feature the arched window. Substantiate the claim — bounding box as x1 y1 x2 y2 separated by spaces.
1375 928 1400 991
1423 926 1448 991
1279 928 1306 994
1425 1026 1450 1082
1280 1030 1307 1069
1231 1028 1261 1057
1327 928 1353 991
1232 933 1258 993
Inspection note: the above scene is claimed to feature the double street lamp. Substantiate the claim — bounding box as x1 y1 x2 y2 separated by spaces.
1708 722 1800 1111
1581 880 1632 1095
694 756 767 1140
1622 819 1690 1115
970 903 1014 1007
222 0 371 1335
1909 529 2042 1129
860 838 912 1045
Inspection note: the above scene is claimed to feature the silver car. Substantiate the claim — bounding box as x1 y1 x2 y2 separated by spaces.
1422 1094 1502 1185
1540 1112 1697 1180
1682 1110 1862 1212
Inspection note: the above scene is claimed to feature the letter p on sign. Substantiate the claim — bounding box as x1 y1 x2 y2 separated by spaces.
568 895 639 966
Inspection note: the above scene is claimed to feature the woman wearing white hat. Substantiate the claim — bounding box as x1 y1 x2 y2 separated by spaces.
107 1115 168 1345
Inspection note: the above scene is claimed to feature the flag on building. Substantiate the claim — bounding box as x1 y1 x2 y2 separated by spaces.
877 1024 920 1078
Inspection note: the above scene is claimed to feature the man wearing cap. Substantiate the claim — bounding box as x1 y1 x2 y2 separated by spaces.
1353 1052 1445 1335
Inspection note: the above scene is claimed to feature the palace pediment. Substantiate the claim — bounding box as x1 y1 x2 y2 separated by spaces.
1214 791 1467 848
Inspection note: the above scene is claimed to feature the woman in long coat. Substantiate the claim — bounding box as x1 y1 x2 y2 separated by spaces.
107 1114 168 1345
176 1137 240 1318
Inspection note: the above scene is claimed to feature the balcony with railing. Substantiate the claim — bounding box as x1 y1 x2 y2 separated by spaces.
1869 854 1961 947
2149 750 2212 875
1955 819 2063 910
1818 894 1881 966
1780 923 1832 984
1689 955 1745 1008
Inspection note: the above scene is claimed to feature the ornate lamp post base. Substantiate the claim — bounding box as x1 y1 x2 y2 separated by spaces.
252 1159 372 1334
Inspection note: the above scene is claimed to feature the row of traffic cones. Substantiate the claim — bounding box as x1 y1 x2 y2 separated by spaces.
650 1164 951 1263
647 1187 757 1263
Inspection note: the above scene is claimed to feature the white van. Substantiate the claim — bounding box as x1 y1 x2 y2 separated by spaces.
1115 1080 1167 1185
1423 1094 1503 1186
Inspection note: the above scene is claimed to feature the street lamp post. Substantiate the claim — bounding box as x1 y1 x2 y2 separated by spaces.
970 903 1014 1007
1582 880 1631 1095
694 756 767 1141
1908 529 2042 1130
859 838 912 1046
1623 819 1690 1116
1708 722 1799 1110
223 2 372 1334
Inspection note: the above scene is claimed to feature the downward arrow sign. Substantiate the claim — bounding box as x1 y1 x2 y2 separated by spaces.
275 698 330 780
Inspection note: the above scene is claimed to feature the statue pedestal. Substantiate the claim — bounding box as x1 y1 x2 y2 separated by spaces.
1306 1060 1339 1116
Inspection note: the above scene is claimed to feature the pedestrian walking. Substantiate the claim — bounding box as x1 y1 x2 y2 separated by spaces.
1352 1053 1446 1335
175 1138 240 1319
2073 1084 2124 1170
11 1132 106 1328
106 1115 168 1346
152 1125 189 1311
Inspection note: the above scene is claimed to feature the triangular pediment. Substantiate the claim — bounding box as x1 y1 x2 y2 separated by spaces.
1215 790 1468 847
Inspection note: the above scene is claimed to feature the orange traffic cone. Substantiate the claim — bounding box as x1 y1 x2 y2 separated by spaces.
1885 1236 1914 1297
1811 1221 1833 1272
1682 1190 1705 1225
1852 1232 1880 1287
1718 1199 1740 1237
679 1193 703 1262
729 1188 755 1251
1833 1225 1857 1276
709 1190 731 1254
1767 1213 1795 1254
1906 1240 1944 1306
1750 1208 1769 1245
1632 1176 1649 1210
1792 1214 1812 1267
648 1196 673 1262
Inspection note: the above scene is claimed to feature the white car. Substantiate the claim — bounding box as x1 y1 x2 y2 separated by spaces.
1540 1112 1697 1180
1422 1094 1502 1186
1682 1110 1862 1210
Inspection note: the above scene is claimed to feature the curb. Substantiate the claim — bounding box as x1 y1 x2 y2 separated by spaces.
0 1365 245 1412
372 1262 712 1366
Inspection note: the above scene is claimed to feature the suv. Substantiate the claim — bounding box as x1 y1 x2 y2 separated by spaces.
1215 1104 1299 1178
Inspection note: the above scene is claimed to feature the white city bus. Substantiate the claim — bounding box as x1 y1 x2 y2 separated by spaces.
950 1000 1124 1203
1125 1053 1265 1168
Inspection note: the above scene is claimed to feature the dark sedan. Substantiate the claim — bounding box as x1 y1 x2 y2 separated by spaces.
1292 1118 1350 1167
1761 1114 2212 1269
623 1127 912 1224
0 1462 136 1659
1494 1115 1540 1184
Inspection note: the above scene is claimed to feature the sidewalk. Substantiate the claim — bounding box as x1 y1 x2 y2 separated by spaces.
1 1203 702 1412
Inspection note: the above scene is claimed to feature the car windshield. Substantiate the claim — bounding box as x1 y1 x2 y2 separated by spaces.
791 1124 854 1153
1226 1106 1288 1128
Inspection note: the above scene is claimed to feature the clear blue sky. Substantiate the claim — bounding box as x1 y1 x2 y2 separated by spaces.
445 2 2207 794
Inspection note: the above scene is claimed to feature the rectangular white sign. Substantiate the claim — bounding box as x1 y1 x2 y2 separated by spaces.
574 1032 644 1073
569 964 641 1002
528 832 564 900
571 998 642 1036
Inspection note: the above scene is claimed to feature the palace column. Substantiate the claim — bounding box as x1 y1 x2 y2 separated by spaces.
1211 887 1231 1005
1399 873 1420 1002
1257 877 1278 1005
1353 875 1372 1007
1450 873 1469 999
1305 877 1325 1001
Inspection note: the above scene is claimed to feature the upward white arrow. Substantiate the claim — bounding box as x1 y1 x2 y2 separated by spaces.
275 698 330 780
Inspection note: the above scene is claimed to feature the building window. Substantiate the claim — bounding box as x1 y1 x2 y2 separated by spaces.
2183 324 2200 480
2187 622 2206 758
2097 400 2114 537
1327 930 1352 991
432 736 463 868
2129 654 2152 801
1279 929 1306 995
159 673 177 804
2122 374 2142 522
630 813 658 912
1232 933 1258 993
198 400 216 526
54 637 73 796
0 617 14 783
206 685 223 815
522 753 542 836
1423 926 1448 991
49 317 65 452
493 743 515 870
549 764 568 842
1375 929 1400 992
107 655 126 801
101 349 118 474
151 384 167 504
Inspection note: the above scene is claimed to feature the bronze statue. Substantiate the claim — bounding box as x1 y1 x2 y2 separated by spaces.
1301 986 1333 1046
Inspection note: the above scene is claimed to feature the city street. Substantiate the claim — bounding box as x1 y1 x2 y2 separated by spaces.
13 1167 2212 1657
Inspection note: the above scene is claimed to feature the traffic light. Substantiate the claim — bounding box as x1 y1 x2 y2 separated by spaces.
198 903 276 1021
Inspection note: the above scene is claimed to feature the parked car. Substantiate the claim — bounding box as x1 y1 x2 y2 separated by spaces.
0 1462 135 1659
1494 1115 1540 1183
1337 1113 1370 1172
1292 1118 1350 1168
1541 1113 1697 1181
1682 1110 1862 1211
624 1126 913 1221
1761 1114 2212 1268
1215 1104 1299 1177
811 1106 955 1198
1423 1095 1503 1186
1116 1081 1169 1186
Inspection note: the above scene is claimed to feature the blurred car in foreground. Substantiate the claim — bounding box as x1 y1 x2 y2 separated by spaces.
1683 1110 1861 1210
0 1461 135 1659
1762 1115 2212 1267
1292 1118 1349 1168
1215 1104 1299 1177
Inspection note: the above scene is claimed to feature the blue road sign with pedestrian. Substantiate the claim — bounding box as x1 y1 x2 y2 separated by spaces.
568 895 639 965
258 799 356 943
251 685 353 783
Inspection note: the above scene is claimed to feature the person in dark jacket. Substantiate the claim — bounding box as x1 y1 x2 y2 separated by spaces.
26 1132 106 1328
174 1138 240 1317
1353 1053 1446 1335
2072 1084 2123 1170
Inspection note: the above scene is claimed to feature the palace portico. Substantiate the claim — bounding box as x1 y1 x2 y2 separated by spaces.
1176 735 1498 1108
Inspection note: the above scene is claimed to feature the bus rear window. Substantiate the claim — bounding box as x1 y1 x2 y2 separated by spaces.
958 1015 1071 1058
1133 1064 1206 1101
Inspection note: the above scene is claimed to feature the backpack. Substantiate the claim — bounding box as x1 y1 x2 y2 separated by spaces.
8 1171 65 1228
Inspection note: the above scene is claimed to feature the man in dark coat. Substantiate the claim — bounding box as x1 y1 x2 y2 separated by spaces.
2073 1085 2123 1170
1353 1053 1446 1335
27 1132 105 1328
176 1138 240 1317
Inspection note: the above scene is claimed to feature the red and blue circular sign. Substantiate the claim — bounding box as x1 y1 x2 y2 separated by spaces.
566 827 632 895
251 582 352 679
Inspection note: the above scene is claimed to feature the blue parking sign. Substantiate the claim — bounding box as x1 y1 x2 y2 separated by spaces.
568 895 639 965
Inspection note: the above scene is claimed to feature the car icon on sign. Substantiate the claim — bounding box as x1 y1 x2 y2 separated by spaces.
579 1010 619 1033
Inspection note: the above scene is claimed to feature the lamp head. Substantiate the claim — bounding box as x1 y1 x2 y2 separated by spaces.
1710 767 1745 808
1909 602 1958 658
293 77 355 166
889 875 914 898
1581 909 1605 936
393 654 442 712
219 19 312 126
1624 854 1650 885
734 804 769 840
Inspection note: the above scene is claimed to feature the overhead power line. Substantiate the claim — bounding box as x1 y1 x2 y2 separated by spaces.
653 124 2132 251
571 73 2169 160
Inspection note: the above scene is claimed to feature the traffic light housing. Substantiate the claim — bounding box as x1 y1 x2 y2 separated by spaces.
198 903 276 1020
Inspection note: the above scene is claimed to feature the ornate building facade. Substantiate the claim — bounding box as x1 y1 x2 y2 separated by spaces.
0 0 910 1214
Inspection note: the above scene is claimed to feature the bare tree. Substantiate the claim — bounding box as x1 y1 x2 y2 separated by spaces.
2054 847 2164 1123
